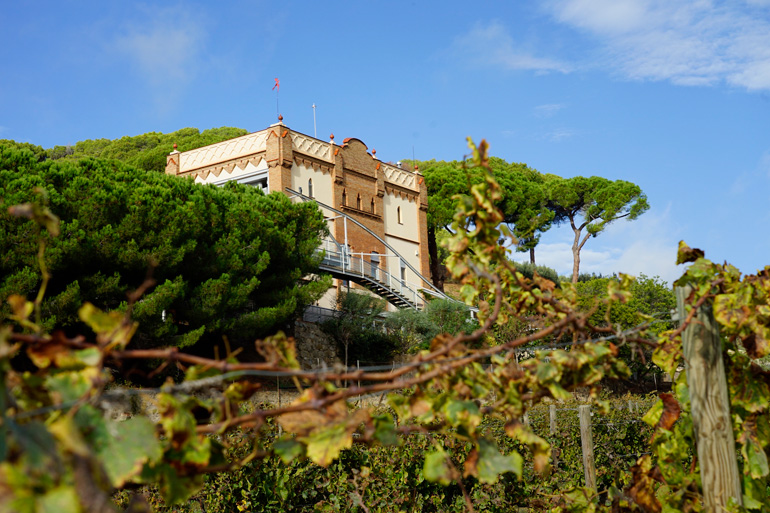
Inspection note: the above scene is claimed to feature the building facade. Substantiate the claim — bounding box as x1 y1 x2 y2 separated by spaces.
164 120 432 309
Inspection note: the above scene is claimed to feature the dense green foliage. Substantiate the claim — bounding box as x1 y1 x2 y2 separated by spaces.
47 126 248 173
573 275 677 389
385 298 479 353
321 292 397 366
574 274 676 335
0 139 47 162
512 261 560 285
416 157 552 288
418 157 550 243
0 145 330 351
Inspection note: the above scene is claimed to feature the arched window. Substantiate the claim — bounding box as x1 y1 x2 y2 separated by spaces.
356 194 361 210
342 189 347 206
308 178 313 198
397 206 402 224
371 198 375 213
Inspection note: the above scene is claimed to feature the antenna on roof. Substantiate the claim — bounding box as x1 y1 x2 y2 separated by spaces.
312 104 317 138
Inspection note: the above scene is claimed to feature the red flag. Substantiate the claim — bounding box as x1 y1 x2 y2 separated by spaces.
272 78 280 91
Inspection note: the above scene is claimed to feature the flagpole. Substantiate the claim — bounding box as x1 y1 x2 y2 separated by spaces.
272 78 280 120
312 104 317 138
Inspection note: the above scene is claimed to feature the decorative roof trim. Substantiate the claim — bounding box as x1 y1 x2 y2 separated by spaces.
181 154 266 182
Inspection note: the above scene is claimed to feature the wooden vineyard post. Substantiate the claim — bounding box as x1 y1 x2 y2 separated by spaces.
578 405 596 491
277 376 283 436
676 285 742 511
549 405 557 435
550 405 559 468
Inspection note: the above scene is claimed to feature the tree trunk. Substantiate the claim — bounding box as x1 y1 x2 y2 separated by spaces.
529 247 536 265
571 217 591 284
427 225 444 291
571 229 581 284
344 341 349 387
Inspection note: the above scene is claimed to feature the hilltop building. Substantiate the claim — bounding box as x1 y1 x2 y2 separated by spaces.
165 118 435 310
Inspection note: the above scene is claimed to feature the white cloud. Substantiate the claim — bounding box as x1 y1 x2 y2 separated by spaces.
548 0 770 90
533 103 566 118
556 0 650 35
541 128 577 142
452 21 571 74
114 8 206 108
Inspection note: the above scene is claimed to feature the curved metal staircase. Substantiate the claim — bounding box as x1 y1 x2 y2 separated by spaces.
287 188 455 310
316 238 422 309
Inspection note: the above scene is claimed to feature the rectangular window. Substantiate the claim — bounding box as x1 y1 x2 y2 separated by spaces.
246 177 267 192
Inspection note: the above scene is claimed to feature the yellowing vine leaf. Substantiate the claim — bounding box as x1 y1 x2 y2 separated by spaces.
474 438 523 484
423 447 453 485
656 393 681 431
37 486 79 513
738 417 769 479
105 417 162 487
7 295 33 322
277 390 347 435
628 455 662 513
304 422 354 467
78 302 137 350
505 421 550 473
45 367 101 403
676 241 704 265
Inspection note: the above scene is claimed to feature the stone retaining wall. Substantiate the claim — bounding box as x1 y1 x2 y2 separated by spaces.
294 320 340 369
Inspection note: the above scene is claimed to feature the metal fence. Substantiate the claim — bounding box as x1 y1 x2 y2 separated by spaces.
317 238 421 307
302 305 340 323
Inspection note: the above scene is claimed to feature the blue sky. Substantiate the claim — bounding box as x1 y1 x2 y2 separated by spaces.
2 1 769 285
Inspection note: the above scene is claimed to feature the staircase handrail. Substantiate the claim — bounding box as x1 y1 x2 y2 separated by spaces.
286 187 447 299
317 242 421 309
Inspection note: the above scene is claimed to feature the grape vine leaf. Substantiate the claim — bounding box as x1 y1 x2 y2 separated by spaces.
676 241 704 265
303 422 354 467
273 439 304 464
471 438 523 484
424 447 453 485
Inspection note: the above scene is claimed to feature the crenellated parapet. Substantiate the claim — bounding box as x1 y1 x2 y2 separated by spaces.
381 162 416 190
290 131 332 161
178 129 268 174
